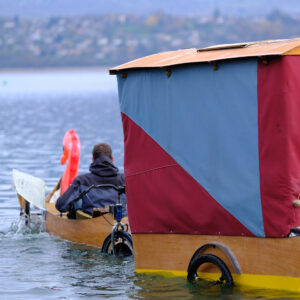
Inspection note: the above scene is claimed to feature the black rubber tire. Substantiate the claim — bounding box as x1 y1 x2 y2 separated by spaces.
187 254 233 287
101 230 133 257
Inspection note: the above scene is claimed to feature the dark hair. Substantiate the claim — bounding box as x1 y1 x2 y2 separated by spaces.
92 143 112 160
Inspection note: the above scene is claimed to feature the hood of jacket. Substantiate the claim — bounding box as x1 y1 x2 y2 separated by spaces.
89 154 119 177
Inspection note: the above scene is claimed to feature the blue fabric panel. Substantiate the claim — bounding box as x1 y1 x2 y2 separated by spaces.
117 59 264 237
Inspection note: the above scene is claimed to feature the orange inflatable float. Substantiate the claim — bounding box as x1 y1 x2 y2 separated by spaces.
60 129 81 195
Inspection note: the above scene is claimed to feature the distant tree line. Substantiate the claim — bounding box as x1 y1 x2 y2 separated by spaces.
0 10 299 69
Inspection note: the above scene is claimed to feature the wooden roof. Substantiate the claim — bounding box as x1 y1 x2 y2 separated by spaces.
110 38 300 74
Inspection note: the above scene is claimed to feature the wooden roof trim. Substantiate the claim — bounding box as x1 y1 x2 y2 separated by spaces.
284 45 300 55
109 38 300 74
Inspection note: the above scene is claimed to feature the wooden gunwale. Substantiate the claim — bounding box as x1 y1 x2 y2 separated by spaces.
45 206 117 247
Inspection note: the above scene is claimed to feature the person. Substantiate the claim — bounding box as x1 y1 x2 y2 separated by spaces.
55 143 126 218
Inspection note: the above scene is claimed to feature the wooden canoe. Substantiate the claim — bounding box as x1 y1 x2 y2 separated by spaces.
16 173 129 248
45 202 127 247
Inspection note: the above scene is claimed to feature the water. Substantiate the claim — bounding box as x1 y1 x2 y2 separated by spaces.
0 69 299 299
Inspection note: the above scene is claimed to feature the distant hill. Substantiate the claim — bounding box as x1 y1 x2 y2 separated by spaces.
0 0 300 18
0 9 299 69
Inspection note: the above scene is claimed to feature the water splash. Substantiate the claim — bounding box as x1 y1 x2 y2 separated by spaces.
9 214 45 235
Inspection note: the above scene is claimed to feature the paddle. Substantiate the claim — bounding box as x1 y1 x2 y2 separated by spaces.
12 169 46 210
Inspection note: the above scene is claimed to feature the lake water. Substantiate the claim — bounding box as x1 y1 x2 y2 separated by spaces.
0 69 299 299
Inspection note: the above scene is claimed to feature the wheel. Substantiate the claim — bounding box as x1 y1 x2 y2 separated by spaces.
187 254 233 287
101 230 133 257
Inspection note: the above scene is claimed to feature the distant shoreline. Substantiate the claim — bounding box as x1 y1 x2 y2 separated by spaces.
0 66 111 74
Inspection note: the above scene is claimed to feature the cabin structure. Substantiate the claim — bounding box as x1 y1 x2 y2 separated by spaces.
110 38 300 291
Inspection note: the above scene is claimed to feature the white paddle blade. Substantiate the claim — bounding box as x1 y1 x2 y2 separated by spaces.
12 169 46 210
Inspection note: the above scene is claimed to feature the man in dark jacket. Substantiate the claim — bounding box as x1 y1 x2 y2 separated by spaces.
55 143 126 218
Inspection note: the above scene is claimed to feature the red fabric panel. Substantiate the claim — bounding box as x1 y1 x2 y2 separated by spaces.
258 56 300 237
122 113 254 236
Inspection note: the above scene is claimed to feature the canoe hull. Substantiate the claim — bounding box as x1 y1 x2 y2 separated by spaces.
45 211 114 247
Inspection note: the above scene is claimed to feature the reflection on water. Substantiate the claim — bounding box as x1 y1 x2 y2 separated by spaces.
135 273 300 300
0 70 299 299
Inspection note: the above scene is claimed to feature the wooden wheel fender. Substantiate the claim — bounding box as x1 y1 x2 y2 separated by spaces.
187 242 241 275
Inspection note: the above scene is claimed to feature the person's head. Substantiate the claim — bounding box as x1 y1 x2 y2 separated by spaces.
92 143 113 162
